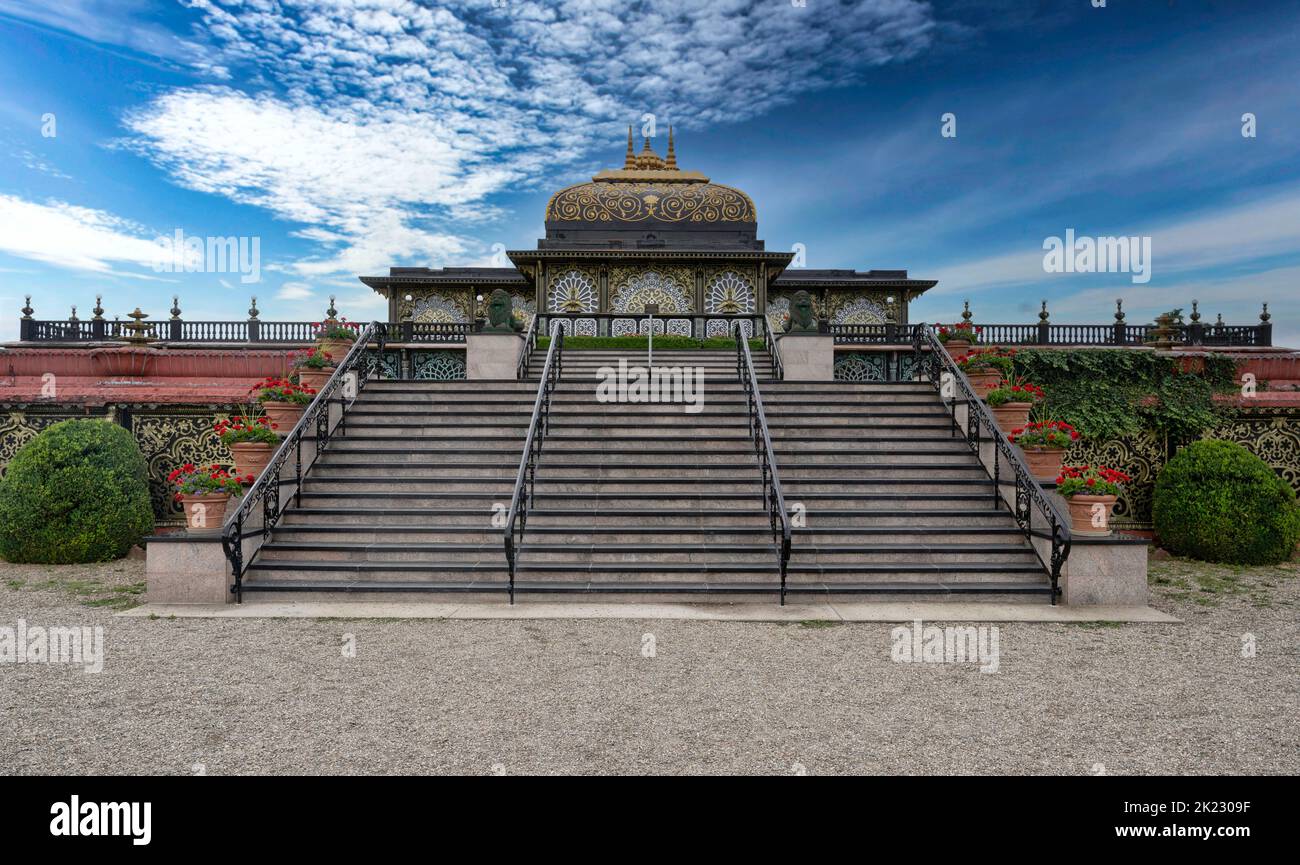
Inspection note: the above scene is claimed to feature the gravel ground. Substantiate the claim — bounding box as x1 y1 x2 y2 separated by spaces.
1 554 1296 775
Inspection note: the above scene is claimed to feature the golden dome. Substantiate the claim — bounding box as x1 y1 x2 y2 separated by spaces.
544 128 757 226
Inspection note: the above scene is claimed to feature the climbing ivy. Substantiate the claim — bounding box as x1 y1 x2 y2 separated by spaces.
1009 349 1237 444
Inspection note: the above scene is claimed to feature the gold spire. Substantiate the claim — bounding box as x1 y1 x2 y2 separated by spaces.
624 125 635 169
665 126 677 170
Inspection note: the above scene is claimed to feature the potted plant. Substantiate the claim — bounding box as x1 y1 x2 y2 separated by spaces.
313 317 361 359
986 380 1044 434
251 377 317 431
957 346 1015 397
293 347 337 389
1009 420 1079 481
214 415 280 478
169 463 250 530
1056 465 1131 536
936 321 982 353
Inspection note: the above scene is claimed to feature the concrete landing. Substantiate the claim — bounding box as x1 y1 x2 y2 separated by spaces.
120 601 1179 624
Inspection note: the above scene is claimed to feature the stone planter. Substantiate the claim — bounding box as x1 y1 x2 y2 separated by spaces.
1021 446 1066 482
261 400 307 432
297 367 337 390
942 339 971 355
179 493 232 531
1066 494 1117 536
317 339 355 360
989 401 1033 435
229 442 276 479
966 370 1002 398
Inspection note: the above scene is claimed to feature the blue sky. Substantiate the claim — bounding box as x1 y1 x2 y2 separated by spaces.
0 0 1297 344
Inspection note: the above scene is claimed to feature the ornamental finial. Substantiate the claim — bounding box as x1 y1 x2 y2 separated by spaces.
961 299 972 323
624 125 636 169
68 304 78 323
1260 302 1271 323
248 296 260 320
1114 298 1125 322
1216 313 1224 327
327 295 338 319
1038 299 1049 322
1189 300 1200 323
21 296 33 319
170 295 182 320
93 295 105 320
665 126 677 170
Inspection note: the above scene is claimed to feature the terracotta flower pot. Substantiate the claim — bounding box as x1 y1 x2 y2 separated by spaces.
317 339 355 360
229 442 276 479
179 493 232 531
943 339 972 354
261 400 307 432
989 401 1032 435
966 370 1002 397
1066 494 1117 536
1021 446 1066 482
297 367 337 390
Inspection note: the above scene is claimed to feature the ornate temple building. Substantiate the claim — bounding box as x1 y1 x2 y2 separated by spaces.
361 130 937 337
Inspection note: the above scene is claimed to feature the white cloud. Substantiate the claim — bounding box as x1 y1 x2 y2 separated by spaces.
276 281 314 300
0 194 162 274
118 0 940 278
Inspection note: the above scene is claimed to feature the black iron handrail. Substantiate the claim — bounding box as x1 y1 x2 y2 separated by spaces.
515 313 541 380
735 325 793 604
503 328 564 603
911 325 1071 602
763 314 784 381
221 321 387 602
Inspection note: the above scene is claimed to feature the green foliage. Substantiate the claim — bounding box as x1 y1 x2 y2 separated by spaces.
537 335 765 351
1008 349 1235 442
1153 440 1300 565
0 419 154 564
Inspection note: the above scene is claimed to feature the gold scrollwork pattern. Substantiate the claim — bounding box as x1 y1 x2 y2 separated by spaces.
0 411 108 479
827 291 893 325
130 412 234 523
546 182 756 224
399 291 471 324
704 269 756 314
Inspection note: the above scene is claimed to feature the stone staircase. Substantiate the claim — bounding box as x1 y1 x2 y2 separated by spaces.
241 347 1053 602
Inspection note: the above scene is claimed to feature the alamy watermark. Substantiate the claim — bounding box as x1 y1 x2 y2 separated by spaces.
596 359 705 414
891 619 1000 673
1043 229 1151 284
1 619 104 673
152 229 261 284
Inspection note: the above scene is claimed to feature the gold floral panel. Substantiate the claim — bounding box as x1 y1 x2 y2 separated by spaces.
609 267 694 313
545 267 600 313
826 290 897 325
703 268 757 314
398 290 472 324
546 182 756 223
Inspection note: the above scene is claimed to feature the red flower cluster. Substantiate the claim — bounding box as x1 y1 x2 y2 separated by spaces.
1009 420 1080 448
1055 464 1132 497
250 377 317 404
169 463 253 499
214 414 280 444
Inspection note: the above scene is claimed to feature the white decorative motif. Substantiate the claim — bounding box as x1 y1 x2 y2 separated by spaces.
550 317 597 337
410 294 468 324
706 319 753 339
705 271 755 314
832 296 890 325
611 270 693 313
610 318 694 337
547 270 598 313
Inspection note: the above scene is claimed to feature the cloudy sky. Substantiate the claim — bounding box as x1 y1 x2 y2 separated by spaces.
0 0 1297 344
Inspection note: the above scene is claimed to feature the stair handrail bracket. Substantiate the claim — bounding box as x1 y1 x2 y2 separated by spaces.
503 329 565 603
735 326 794 604
220 321 388 602
912 325 1072 601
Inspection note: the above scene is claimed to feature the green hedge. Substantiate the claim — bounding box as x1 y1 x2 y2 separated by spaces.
1153 439 1300 565
537 335 766 351
0 419 154 564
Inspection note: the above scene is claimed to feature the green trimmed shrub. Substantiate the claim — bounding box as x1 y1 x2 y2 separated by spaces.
1153 439 1300 565
0 419 154 564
